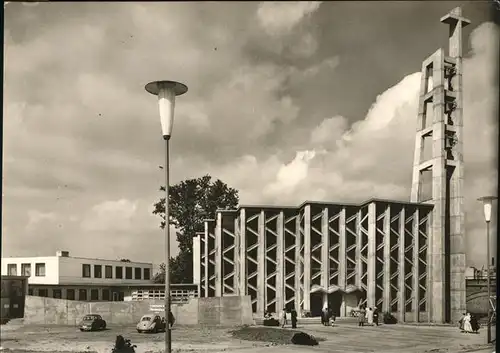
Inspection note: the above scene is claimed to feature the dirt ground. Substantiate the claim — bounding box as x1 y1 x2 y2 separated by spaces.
0 325 271 353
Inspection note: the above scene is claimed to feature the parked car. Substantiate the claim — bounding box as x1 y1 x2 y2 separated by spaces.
79 314 107 331
136 313 166 333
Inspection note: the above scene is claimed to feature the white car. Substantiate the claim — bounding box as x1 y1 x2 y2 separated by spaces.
136 314 166 333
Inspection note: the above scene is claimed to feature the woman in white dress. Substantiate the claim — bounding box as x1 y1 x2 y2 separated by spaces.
463 313 473 333
366 307 374 325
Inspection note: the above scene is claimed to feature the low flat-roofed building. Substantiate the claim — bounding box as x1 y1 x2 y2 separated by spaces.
1 251 154 301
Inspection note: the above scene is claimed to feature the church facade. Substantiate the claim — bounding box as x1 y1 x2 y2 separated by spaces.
194 199 434 322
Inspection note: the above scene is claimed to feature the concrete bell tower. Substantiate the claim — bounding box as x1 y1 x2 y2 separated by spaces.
410 7 470 323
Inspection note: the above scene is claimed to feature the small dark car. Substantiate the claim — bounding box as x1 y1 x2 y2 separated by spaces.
79 314 107 331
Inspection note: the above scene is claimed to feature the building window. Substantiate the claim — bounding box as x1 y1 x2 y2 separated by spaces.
115 266 123 279
125 267 132 279
90 289 99 301
94 265 102 278
105 265 113 279
82 264 91 278
35 263 46 277
21 263 31 276
66 289 75 300
38 289 48 297
53 289 62 299
79 289 87 301
102 289 110 301
7 264 17 276
144 268 151 280
28 288 33 295
134 267 142 280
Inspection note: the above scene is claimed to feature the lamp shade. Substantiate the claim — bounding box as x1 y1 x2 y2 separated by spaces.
478 196 497 223
145 80 188 139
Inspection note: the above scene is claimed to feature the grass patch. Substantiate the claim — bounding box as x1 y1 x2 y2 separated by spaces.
230 326 325 345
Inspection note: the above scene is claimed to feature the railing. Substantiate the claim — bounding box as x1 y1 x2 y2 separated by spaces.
130 288 199 304
466 276 497 282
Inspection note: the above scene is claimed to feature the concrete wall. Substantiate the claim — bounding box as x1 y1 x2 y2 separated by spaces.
24 295 254 326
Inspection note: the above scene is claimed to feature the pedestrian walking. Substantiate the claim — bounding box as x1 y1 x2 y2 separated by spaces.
281 307 288 328
358 306 366 327
291 308 298 329
463 313 473 333
373 306 379 326
321 304 329 326
367 307 374 325
470 314 480 333
329 309 336 327
458 313 466 331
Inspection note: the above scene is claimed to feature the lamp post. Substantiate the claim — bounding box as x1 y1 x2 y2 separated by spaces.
477 195 497 344
146 80 188 353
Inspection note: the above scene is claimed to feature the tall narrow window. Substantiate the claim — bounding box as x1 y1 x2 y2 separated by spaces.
35 263 46 277
105 265 113 279
134 267 142 280
115 266 123 279
94 265 102 278
125 267 132 279
79 289 87 301
21 263 31 276
82 264 91 278
102 289 110 301
7 264 17 276
90 289 99 301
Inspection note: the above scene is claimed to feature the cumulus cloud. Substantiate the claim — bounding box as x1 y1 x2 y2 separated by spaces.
257 1 322 36
81 199 138 232
265 150 319 197
26 210 57 231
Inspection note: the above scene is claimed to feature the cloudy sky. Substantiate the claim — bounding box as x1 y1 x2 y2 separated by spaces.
2 1 498 269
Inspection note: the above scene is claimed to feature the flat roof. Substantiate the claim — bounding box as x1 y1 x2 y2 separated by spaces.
209 198 434 215
1 255 152 266
24 283 198 288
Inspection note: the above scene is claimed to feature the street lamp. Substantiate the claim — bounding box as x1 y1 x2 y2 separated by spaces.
145 80 188 353
477 195 497 344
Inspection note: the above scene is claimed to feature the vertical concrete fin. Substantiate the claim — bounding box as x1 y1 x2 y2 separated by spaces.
412 208 420 322
367 203 376 309
338 208 347 315
321 207 330 292
383 205 391 313
239 209 247 296
303 205 311 313
398 207 406 322
276 211 285 314
204 221 209 298
257 211 266 316
215 212 223 297
234 214 240 296
355 210 363 292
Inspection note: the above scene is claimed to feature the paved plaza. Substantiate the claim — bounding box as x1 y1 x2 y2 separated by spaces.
287 322 493 353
